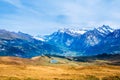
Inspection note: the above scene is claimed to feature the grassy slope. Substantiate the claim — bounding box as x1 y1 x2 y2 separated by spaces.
0 56 119 80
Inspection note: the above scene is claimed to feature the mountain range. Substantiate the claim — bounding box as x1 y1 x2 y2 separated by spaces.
0 29 62 58
44 25 120 56
0 25 120 58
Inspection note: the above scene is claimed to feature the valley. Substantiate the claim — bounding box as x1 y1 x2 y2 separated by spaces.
0 26 120 80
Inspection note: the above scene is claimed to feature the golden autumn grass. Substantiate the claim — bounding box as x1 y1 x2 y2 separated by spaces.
0 56 119 80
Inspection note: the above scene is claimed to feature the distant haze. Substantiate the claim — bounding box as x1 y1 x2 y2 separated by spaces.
0 0 120 36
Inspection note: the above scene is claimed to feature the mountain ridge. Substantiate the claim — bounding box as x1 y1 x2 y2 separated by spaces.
0 29 62 58
44 25 120 56
0 25 120 58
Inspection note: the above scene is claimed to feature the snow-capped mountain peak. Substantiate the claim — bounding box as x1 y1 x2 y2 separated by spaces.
58 28 87 36
97 25 114 34
68 29 87 34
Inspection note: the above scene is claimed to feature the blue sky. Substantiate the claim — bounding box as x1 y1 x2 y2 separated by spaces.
0 0 120 35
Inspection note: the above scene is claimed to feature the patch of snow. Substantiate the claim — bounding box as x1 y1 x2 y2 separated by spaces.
97 25 114 34
58 28 87 35
33 36 45 41
97 28 106 33
69 29 86 34
109 29 114 32
65 39 73 46
86 35 100 46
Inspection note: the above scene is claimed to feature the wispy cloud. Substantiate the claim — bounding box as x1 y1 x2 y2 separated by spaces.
0 0 120 35
3 0 23 8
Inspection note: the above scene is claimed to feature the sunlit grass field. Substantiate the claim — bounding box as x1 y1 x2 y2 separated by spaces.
0 56 119 80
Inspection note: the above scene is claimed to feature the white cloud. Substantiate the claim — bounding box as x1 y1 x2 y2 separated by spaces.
0 0 120 35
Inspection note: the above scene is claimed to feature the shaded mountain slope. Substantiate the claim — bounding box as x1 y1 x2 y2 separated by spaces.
0 29 62 58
